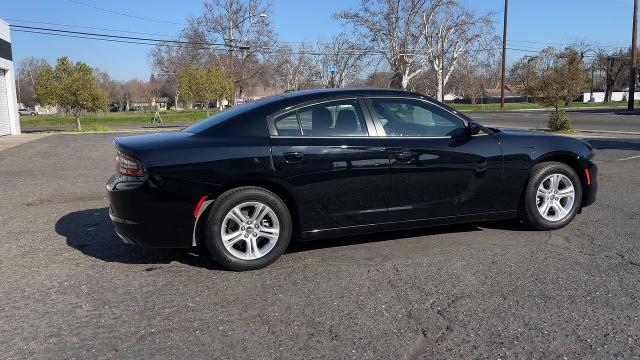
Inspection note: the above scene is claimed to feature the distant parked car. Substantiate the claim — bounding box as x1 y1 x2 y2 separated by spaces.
18 108 37 116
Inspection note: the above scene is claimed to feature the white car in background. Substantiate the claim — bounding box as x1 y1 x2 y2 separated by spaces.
18 108 38 116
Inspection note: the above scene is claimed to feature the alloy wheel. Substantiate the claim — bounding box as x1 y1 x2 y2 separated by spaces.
536 173 575 222
220 201 280 260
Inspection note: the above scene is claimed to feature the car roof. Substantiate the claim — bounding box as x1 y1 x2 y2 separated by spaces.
278 87 430 101
184 87 443 136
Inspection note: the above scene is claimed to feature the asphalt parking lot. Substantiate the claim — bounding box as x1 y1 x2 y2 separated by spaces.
1 132 639 359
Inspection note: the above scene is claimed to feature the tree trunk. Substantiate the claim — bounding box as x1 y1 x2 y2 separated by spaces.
389 70 404 89
206 101 210 117
604 78 614 103
76 116 82 131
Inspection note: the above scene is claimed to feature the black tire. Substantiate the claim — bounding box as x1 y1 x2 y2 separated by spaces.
521 161 582 230
204 187 292 271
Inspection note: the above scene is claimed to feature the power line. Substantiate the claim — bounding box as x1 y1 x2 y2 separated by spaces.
8 24 580 57
10 25 231 48
66 0 186 26
5 18 177 37
9 27 375 56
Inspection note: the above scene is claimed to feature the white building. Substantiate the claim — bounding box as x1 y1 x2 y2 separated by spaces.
443 93 462 102
0 18 19 136
583 91 640 103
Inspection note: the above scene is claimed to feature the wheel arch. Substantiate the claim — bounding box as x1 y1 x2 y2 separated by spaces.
530 151 589 208
193 179 301 248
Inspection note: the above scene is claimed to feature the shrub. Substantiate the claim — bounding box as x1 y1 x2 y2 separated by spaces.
548 109 571 131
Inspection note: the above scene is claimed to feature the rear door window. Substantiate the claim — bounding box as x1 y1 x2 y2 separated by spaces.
273 99 368 137
274 112 302 136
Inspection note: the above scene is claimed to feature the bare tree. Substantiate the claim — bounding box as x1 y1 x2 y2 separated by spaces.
595 49 628 103
420 1 495 101
271 44 316 91
15 57 49 107
188 0 276 102
336 0 437 90
337 0 495 99
362 71 393 88
148 26 214 108
92 68 119 106
315 33 369 88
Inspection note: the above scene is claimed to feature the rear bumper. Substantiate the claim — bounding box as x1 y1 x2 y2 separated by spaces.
106 175 197 248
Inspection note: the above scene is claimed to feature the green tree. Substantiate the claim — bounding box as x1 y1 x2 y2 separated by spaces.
526 47 588 131
178 65 234 116
34 57 108 130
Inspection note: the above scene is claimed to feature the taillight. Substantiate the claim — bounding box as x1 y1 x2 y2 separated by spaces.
116 150 145 180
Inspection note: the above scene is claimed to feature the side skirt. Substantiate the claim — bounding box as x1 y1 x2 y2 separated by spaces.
300 210 518 241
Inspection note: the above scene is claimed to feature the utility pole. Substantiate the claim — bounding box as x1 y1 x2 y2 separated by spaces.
629 0 638 111
500 0 508 108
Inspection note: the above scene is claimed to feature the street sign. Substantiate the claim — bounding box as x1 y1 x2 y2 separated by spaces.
327 65 337 73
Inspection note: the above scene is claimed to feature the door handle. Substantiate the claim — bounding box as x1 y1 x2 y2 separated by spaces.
283 152 304 162
394 151 414 162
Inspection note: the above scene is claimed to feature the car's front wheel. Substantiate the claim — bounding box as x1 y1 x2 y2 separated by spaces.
521 161 582 230
204 187 292 271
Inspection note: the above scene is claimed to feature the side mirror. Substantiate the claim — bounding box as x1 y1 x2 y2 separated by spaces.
466 122 482 136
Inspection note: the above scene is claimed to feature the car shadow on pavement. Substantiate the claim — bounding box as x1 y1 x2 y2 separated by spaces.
584 138 640 151
56 207 221 270
288 219 530 253
57 208 532 268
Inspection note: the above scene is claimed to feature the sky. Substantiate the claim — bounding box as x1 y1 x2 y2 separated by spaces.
2 0 636 80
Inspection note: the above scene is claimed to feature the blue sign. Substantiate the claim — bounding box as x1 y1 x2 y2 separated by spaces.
327 65 337 73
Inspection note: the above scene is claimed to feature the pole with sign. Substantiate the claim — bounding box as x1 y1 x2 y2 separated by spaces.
327 65 337 88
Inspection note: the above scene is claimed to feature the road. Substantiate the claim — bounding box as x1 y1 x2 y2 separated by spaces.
1 133 639 359
468 108 640 133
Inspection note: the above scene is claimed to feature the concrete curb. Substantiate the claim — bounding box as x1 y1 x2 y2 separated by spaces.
458 106 629 113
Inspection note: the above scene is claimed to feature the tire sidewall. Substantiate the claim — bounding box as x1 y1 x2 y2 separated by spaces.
205 188 292 271
525 163 582 230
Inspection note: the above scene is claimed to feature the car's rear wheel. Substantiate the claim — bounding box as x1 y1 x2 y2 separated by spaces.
204 187 292 271
521 162 582 230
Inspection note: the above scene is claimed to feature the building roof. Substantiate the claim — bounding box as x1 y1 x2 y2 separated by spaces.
482 86 525 98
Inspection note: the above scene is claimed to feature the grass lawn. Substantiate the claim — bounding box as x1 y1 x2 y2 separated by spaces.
450 101 630 112
20 109 217 129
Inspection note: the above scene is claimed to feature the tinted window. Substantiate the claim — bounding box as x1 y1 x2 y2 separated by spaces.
183 95 281 134
274 112 301 136
371 99 465 137
273 99 368 137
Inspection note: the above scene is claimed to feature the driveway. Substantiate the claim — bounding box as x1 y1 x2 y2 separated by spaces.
1 133 639 359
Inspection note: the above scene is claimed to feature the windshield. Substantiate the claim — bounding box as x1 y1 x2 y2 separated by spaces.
183 96 283 134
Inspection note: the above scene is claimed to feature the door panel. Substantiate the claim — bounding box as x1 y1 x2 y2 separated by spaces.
272 137 389 231
366 97 503 222
270 98 389 232
383 135 503 221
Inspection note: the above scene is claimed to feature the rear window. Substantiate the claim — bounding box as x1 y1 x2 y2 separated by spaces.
183 96 282 134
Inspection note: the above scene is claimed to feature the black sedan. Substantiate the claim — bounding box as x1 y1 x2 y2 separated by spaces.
107 88 597 271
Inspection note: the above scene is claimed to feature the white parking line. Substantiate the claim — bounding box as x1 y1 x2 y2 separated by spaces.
617 154 640 161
